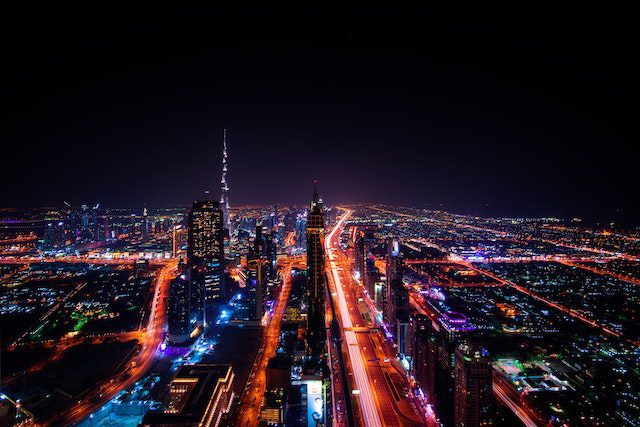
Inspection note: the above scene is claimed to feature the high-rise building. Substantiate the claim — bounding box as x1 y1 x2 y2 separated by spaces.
247 258 267 321
412 314 432 392
386 273 408 349
187 200 225 305
264 231 277 279
354 232 365 277
433 311 477 425
142 205 149 241
454 344 494 427
219 129 231 234
393 284 411 353
66 204 80 243
385 237 401 324
306 186 325 355
41 221 65 251
386 237 401 281
104 209 110 240
167 274 191 345
253 222 265 258
374 279 386 312
364 257 379 297
295 213 307 249
397 309 413 361
81 204 90 235
92 203 100 241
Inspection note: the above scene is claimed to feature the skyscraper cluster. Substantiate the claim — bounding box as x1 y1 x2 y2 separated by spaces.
167 133 230 344
411 303 494 426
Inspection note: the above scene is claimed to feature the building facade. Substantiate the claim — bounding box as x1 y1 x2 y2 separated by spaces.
167 275 191 345
187 200 225 306
454 344 494 427
306 187 325 356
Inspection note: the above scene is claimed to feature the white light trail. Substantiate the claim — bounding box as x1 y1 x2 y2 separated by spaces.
326 210 383 427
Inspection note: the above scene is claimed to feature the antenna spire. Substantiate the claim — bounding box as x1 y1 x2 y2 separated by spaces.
220 129 232 232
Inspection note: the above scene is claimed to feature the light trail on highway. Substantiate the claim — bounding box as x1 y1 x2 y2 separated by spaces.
236 261 293 426
492 382 538 427
325 209 383 427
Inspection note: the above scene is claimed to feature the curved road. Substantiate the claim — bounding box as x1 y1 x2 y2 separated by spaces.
48 259 177 426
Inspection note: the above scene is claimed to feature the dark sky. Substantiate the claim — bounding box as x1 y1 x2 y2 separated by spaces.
3 4 638 221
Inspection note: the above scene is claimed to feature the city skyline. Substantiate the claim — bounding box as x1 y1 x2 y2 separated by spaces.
2 198 639 425
2 4 639 427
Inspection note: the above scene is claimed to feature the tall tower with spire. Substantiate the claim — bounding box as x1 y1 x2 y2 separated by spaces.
219 128 231 233
306 184 326 355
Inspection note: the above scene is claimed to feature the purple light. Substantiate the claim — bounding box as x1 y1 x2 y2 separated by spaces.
442 311 468 324
440 311 475 332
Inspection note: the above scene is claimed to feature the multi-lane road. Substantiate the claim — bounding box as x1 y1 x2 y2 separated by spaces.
326 209 383 426
236 262 293 426
326 208 428 427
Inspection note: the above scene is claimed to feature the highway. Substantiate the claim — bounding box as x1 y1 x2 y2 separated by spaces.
326 209 383 427
236 262 293 426
325 279 352 427
327 209 428 427
492 372 539 427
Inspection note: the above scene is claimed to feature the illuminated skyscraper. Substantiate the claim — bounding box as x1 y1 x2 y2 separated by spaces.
253 222 265 257
295 213 307 249
454 344 494 427
188 200 225 268
81 204 90 234
104 208 110 240
42 221 65 251
92 203 100 241
434 312 477 425
385 237 401 325
167 274 191 345
306 186 325 355
247 258 267 320
219 129 231 233
142 205 149 241
411 314 434 394
354 232 365 281
188 200 225 311
264 231 277 279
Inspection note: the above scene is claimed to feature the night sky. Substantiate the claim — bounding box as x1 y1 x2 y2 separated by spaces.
4 4 637 221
